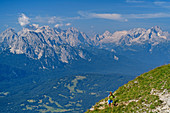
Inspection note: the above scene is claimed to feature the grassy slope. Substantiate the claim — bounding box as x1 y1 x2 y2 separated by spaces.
86 64 170 113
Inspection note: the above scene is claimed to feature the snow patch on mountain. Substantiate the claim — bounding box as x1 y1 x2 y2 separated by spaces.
114 55 119 61
60 47 71 63
79 50 85 59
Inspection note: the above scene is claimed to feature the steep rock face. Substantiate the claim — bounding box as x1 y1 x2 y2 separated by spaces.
151 89 170 113
0 25 91 64
0 28 19 50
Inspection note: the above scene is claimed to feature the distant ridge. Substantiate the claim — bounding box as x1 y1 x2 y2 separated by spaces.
0 25 169 66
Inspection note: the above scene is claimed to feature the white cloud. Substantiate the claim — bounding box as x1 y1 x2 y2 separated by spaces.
4 24 9 28
78 11 125 21
126 0 144 3
54 23 71 28
124 19 128 22
78 11 170 21
48 16 57 24
65 23 71 26
34 16 47 23
31 15 80 25
18 11 170 27
66 16 81 20
90 25 94 28
127 13 170 19
78 11 90 18
48 16 63 24
54 24 63 28
18 13 30 26
154 1 167 5
91 13 123 20
154 1 170 8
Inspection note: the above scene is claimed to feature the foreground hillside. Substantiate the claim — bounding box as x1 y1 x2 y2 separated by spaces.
86 64 170 113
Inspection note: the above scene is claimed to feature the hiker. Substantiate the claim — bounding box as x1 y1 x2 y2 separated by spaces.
108 92 115 107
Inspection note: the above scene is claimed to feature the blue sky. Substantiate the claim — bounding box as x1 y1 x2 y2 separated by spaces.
1 0 170 35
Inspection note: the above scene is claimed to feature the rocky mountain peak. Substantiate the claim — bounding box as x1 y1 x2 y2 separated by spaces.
53 27 62 33
1 28 16 35
68 27 79 33
103 30 111 36
0 28 18 43
40 25 51 29
151 26 162 32
128 28 146 33
93 26 169 47
25 24 39 30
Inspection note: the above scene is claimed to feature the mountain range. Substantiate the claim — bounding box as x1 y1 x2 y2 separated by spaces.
92 26 170 65
0 25 169 113
0 25 169 67
93 26 169 46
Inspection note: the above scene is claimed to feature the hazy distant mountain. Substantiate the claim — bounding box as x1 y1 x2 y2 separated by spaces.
92 26 169 47
92 26 170 65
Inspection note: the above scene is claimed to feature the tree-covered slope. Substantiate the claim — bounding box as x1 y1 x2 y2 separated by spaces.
86 64 170 113
0 73 135 113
